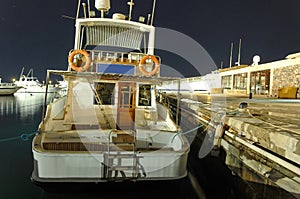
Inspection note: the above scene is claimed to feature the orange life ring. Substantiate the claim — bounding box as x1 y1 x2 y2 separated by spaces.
68 49 92 72
139 55 160 76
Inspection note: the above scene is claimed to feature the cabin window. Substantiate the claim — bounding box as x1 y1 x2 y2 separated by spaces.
138 85 152 106
233 73 248 90
221 75 232 89
250 70 270 95
93 83 115 105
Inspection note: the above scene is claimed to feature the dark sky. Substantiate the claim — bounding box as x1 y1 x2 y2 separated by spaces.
0 0 300 81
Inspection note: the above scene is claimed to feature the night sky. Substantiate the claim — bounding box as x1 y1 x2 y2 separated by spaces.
0 0 300 81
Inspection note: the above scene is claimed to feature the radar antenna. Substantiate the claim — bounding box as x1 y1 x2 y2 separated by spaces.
95 0 111 18
252 55 261 66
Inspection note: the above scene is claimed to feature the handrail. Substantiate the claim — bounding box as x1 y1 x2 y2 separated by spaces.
89 50 161 65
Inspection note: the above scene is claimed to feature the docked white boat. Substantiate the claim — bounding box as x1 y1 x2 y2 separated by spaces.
14 67 59 93
0 78 21 95
31 0 189 184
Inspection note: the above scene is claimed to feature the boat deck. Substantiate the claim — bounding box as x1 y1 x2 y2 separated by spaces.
33 130 179 153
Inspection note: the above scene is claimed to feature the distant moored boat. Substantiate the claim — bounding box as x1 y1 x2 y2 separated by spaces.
0 77 21 95
14 67 59 93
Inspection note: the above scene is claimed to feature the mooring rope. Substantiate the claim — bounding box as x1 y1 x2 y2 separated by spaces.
171 124 206 143
0 132 37 142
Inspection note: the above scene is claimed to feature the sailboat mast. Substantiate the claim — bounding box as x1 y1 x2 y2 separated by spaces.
229 42 233 68
237 38 242 66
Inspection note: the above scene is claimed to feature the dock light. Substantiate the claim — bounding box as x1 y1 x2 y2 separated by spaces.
12 78 16 82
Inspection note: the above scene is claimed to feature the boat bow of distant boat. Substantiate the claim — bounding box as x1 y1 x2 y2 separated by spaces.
0 82 22 95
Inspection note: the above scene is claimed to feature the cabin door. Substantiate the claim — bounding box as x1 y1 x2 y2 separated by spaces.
117 82 136 130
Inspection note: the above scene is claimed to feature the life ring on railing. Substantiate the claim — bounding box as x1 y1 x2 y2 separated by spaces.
139 55 160 76
68 49 92 72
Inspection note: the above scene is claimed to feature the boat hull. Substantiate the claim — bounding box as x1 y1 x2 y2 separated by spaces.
16 86 59 93
30 171 191 196
0 86 21 95
31 144 189 183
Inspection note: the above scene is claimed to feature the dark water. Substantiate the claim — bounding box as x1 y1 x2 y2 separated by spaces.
0 93 45 198
0 93 201 199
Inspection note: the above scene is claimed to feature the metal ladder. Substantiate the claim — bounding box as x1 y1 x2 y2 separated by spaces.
102 130 146 180
86 78 112 129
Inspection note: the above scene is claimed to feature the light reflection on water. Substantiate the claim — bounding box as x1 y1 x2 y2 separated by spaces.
0 93 50 119
0 93 54 199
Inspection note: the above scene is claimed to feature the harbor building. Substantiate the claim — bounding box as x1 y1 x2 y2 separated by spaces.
218 53 300 98
159 52 300 99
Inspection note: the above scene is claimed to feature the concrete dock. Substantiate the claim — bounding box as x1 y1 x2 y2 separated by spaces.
179 93 300 198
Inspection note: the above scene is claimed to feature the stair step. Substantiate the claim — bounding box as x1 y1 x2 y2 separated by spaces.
107 153 137 158
108 165 137 171
113 142 135 144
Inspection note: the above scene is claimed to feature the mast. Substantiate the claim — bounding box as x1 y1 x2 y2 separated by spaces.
150 0 157 25
82 3 87 18
19 67 25 79
229 42 233 68
127 0 135 21
87 0 91 18
237 38 242 66
76 0 81 20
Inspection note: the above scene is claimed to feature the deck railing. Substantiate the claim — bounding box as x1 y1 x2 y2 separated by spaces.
90 50 160 65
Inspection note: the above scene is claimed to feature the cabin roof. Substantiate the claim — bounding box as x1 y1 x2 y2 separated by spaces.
47 70 181 84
